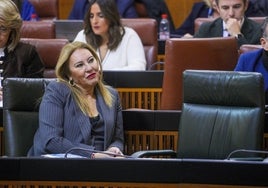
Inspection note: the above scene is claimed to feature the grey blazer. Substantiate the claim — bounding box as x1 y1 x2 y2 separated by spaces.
28 81 124 157
194 17 262 47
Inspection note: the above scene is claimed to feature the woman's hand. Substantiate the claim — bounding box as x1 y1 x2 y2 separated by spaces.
91 147 124 158
107 147 123 156
92 152 115 158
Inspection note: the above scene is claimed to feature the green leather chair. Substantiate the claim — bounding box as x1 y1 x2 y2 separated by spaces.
132 70 265 160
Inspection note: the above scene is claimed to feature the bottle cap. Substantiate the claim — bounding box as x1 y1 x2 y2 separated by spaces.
31 14 37 19
161 14 168 19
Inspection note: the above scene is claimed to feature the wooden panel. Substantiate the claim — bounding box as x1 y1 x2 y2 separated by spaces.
117 88 162 110
165 0 201 28
58 0 74 19
124 130 177 155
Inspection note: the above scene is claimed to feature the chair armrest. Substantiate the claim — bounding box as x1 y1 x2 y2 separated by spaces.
227 157 264 162
130 150 177 158
148 61 165 70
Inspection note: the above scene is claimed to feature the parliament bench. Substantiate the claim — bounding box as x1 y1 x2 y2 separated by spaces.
1 69 267 156
1 157 268 188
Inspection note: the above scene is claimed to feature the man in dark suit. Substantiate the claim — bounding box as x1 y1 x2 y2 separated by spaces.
194 0 262 47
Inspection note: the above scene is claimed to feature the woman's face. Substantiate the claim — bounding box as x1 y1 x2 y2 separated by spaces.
0 23 10 48
69 48 100 90
89 3 109 37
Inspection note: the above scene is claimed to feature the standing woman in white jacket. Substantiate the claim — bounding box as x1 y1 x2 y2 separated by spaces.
74 0 146 71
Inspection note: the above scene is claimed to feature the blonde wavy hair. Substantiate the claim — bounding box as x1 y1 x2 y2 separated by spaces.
0 0 22 52
55 41 114 115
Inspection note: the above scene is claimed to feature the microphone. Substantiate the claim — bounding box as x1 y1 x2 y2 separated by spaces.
64 147 133 158
225 149 268 160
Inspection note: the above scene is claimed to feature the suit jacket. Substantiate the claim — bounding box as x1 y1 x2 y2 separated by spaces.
173 2 210 36
1 42 44 78
247 0 268 16
235 49 268 89
28 81 124 157
235 49 268 103
194 17 262 47
68 0 138 19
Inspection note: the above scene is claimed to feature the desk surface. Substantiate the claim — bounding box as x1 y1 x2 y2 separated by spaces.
1 157 268 186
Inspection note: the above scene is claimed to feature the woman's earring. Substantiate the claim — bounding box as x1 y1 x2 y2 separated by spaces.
69 78 75 87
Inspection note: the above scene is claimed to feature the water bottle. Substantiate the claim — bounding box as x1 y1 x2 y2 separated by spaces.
159 14 170 40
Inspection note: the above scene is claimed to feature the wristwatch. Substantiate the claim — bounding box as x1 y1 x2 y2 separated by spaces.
235 33 243 39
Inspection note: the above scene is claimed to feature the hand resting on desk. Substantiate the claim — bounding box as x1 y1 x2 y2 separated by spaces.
92 146 125 158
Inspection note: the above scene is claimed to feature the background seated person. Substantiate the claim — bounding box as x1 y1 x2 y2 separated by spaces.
194 0 262 47
0 0 44 101
247 0 268 17
74 0 146 70
69 0 138 19
20 0 38 21
28 42 124 158
234 17 268 104
173 0 219 38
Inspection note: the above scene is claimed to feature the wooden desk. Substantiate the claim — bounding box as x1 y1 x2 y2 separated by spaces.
0 157 268 187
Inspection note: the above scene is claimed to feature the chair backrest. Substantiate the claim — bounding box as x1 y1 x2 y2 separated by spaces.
160 37 239 110
178 70 265 159
54 20 84 41
194 17 265 34
28 0 58 20
3 78 55 157
20 21 56 39
194 17 215 34
20 38 69 78
249 17 266 25
239 44 262 55
121 18 158 70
